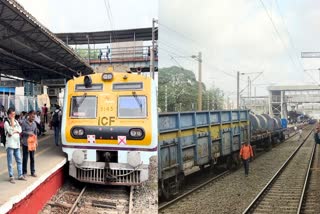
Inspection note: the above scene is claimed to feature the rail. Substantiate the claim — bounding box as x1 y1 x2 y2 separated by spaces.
158 170 230 211
242 128 314 214
57 185 133 213
297 132 316 212
68 186 87 214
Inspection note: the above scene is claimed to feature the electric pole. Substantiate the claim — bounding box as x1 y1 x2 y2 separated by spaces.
237 71 240 109
165 85 168 112
198 52 202 111
247 76 250 99
150 18 157 80
207 92 210 110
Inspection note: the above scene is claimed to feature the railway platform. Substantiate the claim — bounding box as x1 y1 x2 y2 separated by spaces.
0 128 66 214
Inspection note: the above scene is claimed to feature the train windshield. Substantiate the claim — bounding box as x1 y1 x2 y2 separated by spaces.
70 96 97 118
118 95 147 118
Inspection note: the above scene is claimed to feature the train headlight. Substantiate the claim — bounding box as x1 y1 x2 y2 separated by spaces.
78 129 84 136
72 150 85 165
127 151 141 168
72 128 85 137
84 75 92 88
129 128 143 138
102 73 113 81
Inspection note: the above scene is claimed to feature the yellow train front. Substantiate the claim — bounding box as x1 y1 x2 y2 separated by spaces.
61 68 157 185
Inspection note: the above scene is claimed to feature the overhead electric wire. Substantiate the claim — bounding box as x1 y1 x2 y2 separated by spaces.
158 41 194 57
158 22 201 48
274 0 320 85
169 55 185 70
103 0 118 46
274 0 306 70
258 0 300 73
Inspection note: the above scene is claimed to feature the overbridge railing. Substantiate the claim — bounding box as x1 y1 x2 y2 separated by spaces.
75 45 158 62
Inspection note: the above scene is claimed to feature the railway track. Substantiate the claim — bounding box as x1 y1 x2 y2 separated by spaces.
300 142 320 213
158 125 303 213
158 125 312 214
46 184 133 214
158 170 230 212
242 128 315 214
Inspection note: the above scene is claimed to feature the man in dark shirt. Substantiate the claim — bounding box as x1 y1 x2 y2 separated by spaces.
42 104 48 124
21 110 38 177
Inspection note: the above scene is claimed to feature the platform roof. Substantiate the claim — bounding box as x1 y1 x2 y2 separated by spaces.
0 0 93 82
268 85 320 91
55 27 158 45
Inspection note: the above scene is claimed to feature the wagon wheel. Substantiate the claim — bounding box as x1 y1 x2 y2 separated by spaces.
232 152 241 169
226 156 234 170
161 180 173 201
177 173 185 191
264 136 272 151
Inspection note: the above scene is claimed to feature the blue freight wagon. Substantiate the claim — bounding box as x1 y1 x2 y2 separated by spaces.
158 110 250 199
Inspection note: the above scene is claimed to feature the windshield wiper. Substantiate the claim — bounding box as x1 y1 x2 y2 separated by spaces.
132 92 143 112
76 92 87 107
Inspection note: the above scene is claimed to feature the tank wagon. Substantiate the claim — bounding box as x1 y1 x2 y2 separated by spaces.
158 110 286 199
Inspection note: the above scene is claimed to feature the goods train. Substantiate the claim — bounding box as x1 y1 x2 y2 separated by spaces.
61 66 157 185
158 110 287 199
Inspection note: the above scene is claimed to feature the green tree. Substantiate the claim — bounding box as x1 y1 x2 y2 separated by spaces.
203 87 224 110
158 66 224 112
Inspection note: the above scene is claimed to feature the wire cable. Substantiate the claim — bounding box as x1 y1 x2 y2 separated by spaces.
274 0 305 72
258 0 300 73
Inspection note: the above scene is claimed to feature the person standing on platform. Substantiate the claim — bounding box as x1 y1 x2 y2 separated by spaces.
4 108 26 183
106 46 110 60
239 141 254 177
21 110 37 177
52 104 62 146
0 105 6 120
0 117 5 146
98 49 103 61
314 125 320 145
298 128 303 141
42 104 48 124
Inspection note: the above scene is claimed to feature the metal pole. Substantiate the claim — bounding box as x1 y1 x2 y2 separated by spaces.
86 35 90 63
134 32 136 59
247 76 250 99
150 18 156 79
165 85 168 112
237 71 240 109
198 52 202 111
249 77 252 99
207 93 210 110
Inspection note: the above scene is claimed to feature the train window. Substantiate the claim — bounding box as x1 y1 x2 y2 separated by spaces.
118 96 147 118
70 96 97 118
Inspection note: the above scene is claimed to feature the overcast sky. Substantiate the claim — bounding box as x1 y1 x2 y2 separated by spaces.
159 0 320 99
17 0 158 32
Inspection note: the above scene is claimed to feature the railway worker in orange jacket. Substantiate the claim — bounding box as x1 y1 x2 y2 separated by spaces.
239 141 254 177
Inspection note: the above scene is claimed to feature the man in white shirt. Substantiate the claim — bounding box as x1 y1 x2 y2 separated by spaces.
4 108 27 183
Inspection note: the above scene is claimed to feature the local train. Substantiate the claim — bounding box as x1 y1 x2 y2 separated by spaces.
158 110 287 199
61 66 157 185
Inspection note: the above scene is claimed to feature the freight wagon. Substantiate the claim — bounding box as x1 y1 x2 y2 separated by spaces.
158 110 286 199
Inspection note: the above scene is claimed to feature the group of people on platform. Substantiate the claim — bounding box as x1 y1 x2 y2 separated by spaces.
0 103 62 183
98 46 111 61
